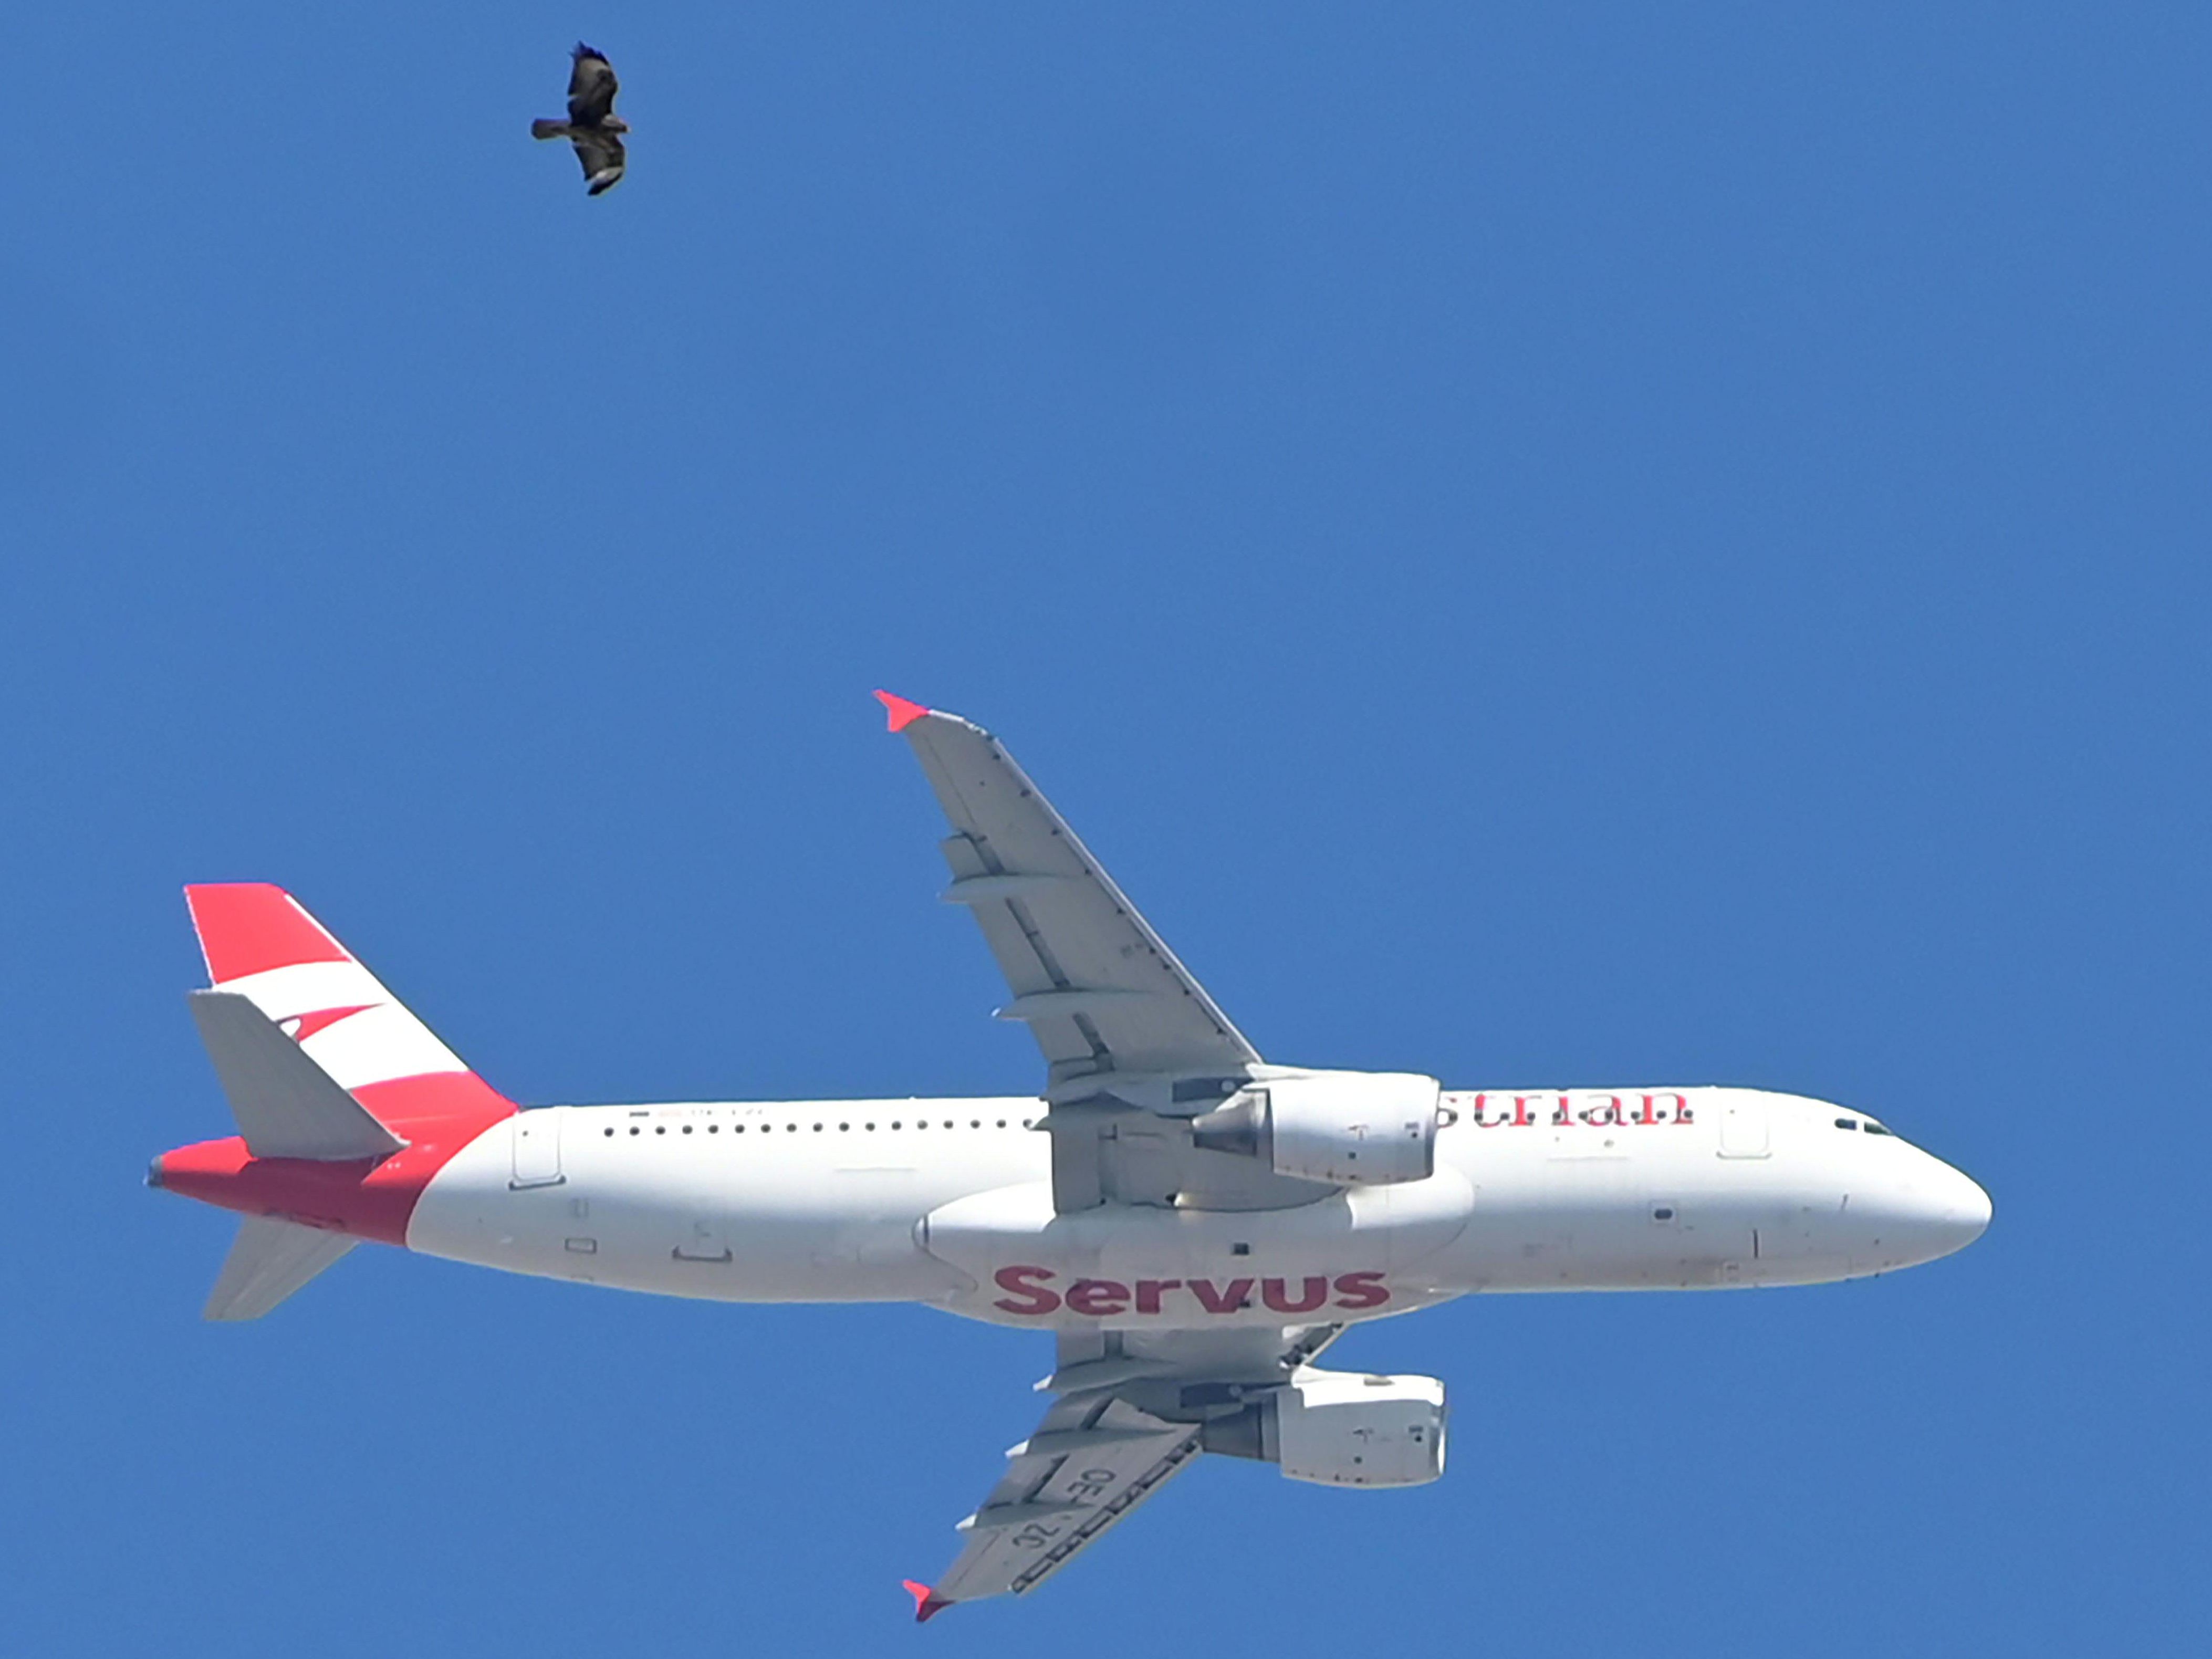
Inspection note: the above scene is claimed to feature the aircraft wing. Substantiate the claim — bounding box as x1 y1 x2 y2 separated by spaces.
878 693 1258 1088
879 694 1317 1210
906 1325 1341 1620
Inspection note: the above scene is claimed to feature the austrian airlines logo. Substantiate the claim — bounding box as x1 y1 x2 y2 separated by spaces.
279 1005 375 1042
1464 1091 1696 1128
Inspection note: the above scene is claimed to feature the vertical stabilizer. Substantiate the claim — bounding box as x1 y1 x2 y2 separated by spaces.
153 884 519 1258
181 883 512 1130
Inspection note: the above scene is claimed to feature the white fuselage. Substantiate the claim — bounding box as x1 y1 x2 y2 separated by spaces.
407 1087 1990 1332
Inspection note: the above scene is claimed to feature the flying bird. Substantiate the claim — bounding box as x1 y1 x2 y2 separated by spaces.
531 43 628 195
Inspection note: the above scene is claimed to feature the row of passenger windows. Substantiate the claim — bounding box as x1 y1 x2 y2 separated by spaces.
602 1117 1030 1138
1834 1117 1894 1136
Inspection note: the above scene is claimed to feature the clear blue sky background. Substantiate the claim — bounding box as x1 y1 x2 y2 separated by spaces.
4 4 2205 1654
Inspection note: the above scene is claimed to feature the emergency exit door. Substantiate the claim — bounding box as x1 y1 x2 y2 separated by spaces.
511 1107 566 1188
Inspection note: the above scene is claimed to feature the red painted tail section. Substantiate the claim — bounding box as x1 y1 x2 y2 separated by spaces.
185 884 351 983
156 886 517 1245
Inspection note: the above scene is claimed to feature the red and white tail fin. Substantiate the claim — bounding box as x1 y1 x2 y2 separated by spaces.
182 884 509 1129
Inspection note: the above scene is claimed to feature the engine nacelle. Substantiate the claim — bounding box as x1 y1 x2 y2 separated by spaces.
1192 1069 1441 1185
1202 1369 1448 1488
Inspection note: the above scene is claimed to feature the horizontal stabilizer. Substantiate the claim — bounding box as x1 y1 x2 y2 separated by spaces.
187 990 406 1161
204 1215 359 1320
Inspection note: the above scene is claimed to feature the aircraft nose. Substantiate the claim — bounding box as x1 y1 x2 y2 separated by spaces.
1910 1157 1992 1259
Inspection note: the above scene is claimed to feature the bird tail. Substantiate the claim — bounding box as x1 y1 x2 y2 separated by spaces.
531 119 572 141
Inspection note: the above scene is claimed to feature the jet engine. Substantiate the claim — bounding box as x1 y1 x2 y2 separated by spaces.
1191 1069 1441 1185
1201 1369 1448 1488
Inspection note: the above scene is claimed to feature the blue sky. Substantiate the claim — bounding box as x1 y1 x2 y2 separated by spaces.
4 4 2206 1653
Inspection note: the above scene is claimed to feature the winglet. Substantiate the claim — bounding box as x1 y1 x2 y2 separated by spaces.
901 1580 950 1623
874 690 932 734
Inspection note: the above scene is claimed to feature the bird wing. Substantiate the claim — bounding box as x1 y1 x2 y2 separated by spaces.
571 128 626 195
567 47 619 125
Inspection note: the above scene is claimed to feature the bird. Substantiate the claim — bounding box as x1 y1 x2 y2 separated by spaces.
531 43 628 195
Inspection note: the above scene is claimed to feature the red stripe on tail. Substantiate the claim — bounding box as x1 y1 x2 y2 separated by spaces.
154 1074 515 1247
185 883 351 983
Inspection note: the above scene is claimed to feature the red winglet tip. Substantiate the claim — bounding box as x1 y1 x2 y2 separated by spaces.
874 690 932 733
901 1580 947 1622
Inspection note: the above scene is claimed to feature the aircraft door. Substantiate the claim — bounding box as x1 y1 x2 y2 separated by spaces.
1717 1097 1770 1159
512 1107 566 1188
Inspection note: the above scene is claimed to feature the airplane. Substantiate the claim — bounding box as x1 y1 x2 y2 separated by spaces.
149 691 1992 1619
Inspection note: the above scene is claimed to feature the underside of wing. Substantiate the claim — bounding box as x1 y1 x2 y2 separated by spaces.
572 130 625 193
907 1324 1344 1619
919 1393 1202 1615
882 694 1257 1086
880 695 1345 1212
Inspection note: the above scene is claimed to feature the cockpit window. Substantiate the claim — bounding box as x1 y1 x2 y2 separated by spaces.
1863 1123 1893 1136
1834 1118 1859 1131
